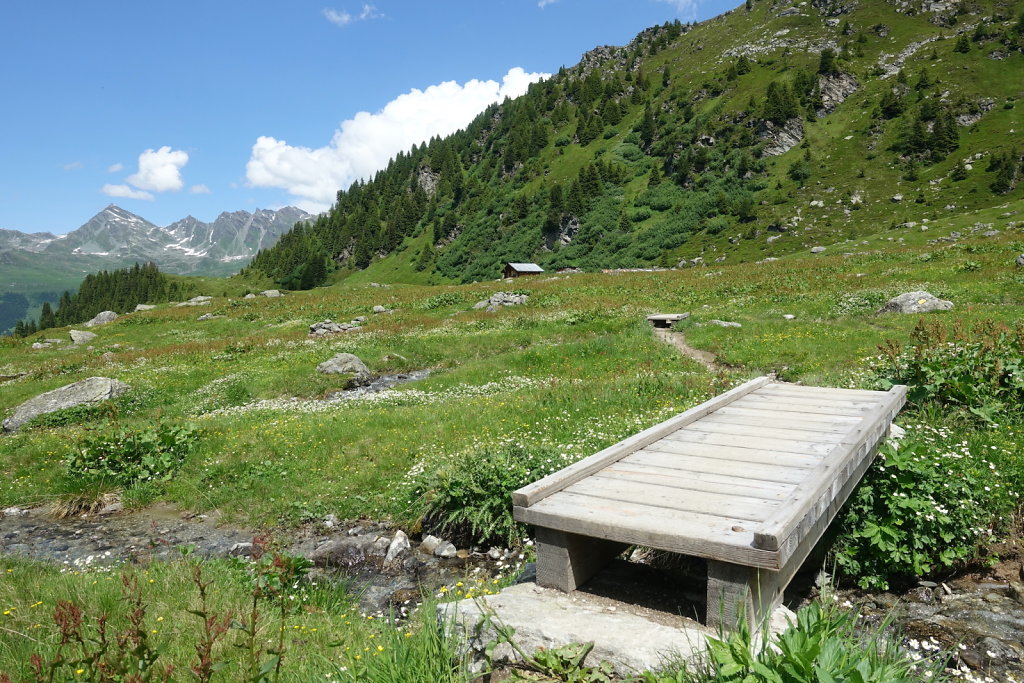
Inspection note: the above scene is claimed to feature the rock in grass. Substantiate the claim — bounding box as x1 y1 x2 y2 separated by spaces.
1016 254 1024 268
877 291 953 314
3 377 131 433
177 296 212 307
84 310 118 327
810 246 826 254
134 304 156 312
709 319 742 328
316 353 371 386
69 330 97 344
260 289 282 298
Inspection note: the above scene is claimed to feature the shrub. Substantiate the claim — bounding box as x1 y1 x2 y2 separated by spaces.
412 443 563 546
419 292 467 310
65 423 200 486
834 429 1012 589
867 319 1024 422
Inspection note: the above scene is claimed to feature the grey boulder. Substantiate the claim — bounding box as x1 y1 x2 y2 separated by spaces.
84 311 118 327
1016 254 1024 268
878 291 953 314
316 353 371 386
260 290 282 298
3 377 131 432
69 330 97 344
134 304 156 312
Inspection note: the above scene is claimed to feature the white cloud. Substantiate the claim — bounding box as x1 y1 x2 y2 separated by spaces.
190 184 212 194
101 184 155 201
63 161 84 171
107 162 124 173
126 146 189 192
653 0 698 16
246 67 547 211
538 0 558 7
323 4 379 27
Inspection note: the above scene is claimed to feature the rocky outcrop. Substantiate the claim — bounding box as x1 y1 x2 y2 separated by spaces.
134 304 156 312
817 72 859 116
416 166 439 196
757 117 804 156
3 377 131 432
177 296 212 307
956 98 997 126
316 353 371 386
812 0 857 15
83 311 118 327
473 292 530 312
878 291 953 314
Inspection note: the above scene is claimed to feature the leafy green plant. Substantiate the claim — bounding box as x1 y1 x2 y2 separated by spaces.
65 422 200 486
868 319 1024 422
834 430 1012 590
419 292 467 310
644 601 948 682
413 443 561 546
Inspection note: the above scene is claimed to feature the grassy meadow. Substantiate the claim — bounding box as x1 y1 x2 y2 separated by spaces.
0 201 1022 678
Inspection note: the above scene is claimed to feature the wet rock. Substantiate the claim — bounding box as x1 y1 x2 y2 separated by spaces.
84 311 118 327
310 536 375 567
3 377 131 432
434 541 458 559
878 291 953 314
385 531 410 566
229 542 254 557
69 330 97 344
420 535 442 555
316 353 371 386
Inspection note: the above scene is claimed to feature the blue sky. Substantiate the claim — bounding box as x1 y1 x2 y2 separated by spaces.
0 0 735 234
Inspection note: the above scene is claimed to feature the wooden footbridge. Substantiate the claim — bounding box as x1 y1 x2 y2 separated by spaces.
513 376 906 630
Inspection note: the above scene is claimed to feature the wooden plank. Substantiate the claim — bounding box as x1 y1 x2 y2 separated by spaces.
758 384 886 400
601 461 795 500
700 411 856 435
565 474 780 522
638 439 822 469
512 376 771 507
712 406 860 428
626 449 811 484
662 429 839 457
717 403 868 422
679 418 847 443
731 394 875 416
752 385 907 554
707 560 787 633
750 387 879 408
514 492 781 569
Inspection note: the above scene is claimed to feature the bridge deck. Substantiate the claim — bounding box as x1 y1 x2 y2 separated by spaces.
512 376 906 629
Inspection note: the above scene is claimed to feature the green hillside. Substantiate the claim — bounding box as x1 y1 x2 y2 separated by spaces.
244 0 1024 287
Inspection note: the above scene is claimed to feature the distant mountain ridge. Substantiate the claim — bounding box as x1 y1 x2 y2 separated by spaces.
1 205 311 274
0 205 311 334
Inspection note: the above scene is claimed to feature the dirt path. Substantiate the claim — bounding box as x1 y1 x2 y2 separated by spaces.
653 328 721 372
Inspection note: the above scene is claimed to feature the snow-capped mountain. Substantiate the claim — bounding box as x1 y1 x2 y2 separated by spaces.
1 204 312 276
